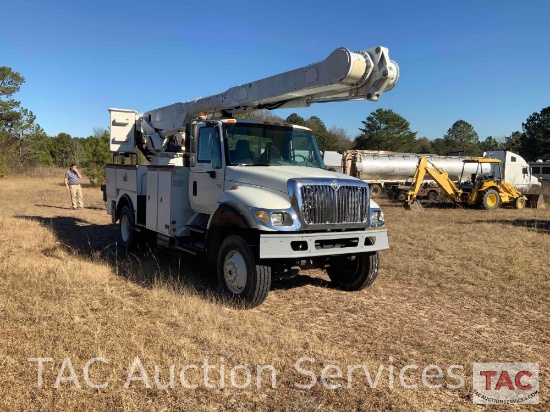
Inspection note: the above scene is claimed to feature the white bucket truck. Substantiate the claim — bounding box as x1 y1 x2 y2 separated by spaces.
104 46 399 307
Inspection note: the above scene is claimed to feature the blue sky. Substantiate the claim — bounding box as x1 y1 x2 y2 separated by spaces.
2 0 549 142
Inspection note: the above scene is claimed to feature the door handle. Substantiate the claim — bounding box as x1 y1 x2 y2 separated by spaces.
208 171 216 179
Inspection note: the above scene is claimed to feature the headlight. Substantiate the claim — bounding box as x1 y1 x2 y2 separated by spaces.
271 212 293 226
370 209 384 227
251 208 298 230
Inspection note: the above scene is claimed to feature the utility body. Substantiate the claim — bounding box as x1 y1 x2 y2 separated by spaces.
104 46 399 307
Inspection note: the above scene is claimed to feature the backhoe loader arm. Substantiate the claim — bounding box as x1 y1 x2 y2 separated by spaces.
406 157 462 204
406 157 429 202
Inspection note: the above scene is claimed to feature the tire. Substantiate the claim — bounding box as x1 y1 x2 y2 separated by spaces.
481 189 500 210
217 235 271 308
514 197 526 209
370 184 382 197
426 191 438 201
326 252 379 291
119 206 138 249
396 191 407 202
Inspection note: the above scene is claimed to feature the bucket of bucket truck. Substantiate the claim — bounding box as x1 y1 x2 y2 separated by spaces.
403 199 424 212
524 193 546 209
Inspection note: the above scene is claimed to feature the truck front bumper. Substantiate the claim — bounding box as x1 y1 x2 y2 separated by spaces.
259 229 389 259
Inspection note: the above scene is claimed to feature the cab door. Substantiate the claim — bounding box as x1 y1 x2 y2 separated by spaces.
189 122 225 214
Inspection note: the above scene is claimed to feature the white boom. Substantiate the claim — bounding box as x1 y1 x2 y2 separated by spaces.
109 46 398 157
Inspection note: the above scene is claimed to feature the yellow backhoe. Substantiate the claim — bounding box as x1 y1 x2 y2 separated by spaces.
404 157 527 211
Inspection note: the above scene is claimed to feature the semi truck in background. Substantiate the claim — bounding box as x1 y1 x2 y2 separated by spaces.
103 46 399 308
484 151 543 189
335 150 540 197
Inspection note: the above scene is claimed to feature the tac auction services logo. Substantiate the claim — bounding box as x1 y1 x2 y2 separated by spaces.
473 363 539 405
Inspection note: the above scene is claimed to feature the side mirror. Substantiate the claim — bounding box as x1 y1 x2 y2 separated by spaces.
211 124 222 169
189 123 198 167
212 144 222 169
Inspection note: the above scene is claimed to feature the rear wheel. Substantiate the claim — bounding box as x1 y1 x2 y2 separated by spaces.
481 189 500 210
119 206 137 249
217 235 271 308
370 184 382 197
426 191 438 201
514 196 526 209
326 252 379 291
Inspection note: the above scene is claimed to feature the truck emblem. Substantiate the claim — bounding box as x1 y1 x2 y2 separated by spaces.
331 180 340 191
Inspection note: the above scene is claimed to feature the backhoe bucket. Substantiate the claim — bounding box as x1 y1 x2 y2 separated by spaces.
525 193 546 209
404 199 424 212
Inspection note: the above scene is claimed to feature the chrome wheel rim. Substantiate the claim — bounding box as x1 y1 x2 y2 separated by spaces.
223 250 247 294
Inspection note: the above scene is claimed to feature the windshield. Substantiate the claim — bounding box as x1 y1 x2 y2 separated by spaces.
224 123 325 169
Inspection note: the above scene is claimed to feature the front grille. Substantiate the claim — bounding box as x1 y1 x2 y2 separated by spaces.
299 184 369 225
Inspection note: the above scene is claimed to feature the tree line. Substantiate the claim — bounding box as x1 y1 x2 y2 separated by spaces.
1 65 549 184
240 107 549 161
1 67 122 182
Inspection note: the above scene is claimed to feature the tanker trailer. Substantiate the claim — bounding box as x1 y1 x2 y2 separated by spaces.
342 150 490 197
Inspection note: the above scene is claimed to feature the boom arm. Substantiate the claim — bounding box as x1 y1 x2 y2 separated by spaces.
110 46 399 157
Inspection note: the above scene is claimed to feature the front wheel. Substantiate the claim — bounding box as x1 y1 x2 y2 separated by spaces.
217 235 271 308
326 252 379 291
514 196 526 209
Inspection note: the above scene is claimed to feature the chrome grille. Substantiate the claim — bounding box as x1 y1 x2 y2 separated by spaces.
299 184 369 225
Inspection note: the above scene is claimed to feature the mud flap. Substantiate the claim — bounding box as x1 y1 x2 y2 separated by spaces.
525 193 546 209
403 199 424 211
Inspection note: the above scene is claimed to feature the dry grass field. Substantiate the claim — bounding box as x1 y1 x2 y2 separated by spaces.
0 169 548 411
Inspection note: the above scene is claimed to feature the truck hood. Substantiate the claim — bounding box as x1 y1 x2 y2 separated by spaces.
225 166 352 193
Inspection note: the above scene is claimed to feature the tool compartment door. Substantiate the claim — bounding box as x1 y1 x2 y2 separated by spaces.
146 170 158 231
157 170 172 234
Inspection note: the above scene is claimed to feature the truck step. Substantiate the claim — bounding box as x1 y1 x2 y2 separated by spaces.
184 224 207 235
175 243 205 255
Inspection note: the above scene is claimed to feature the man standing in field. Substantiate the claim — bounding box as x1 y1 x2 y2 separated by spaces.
64 163 84 209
